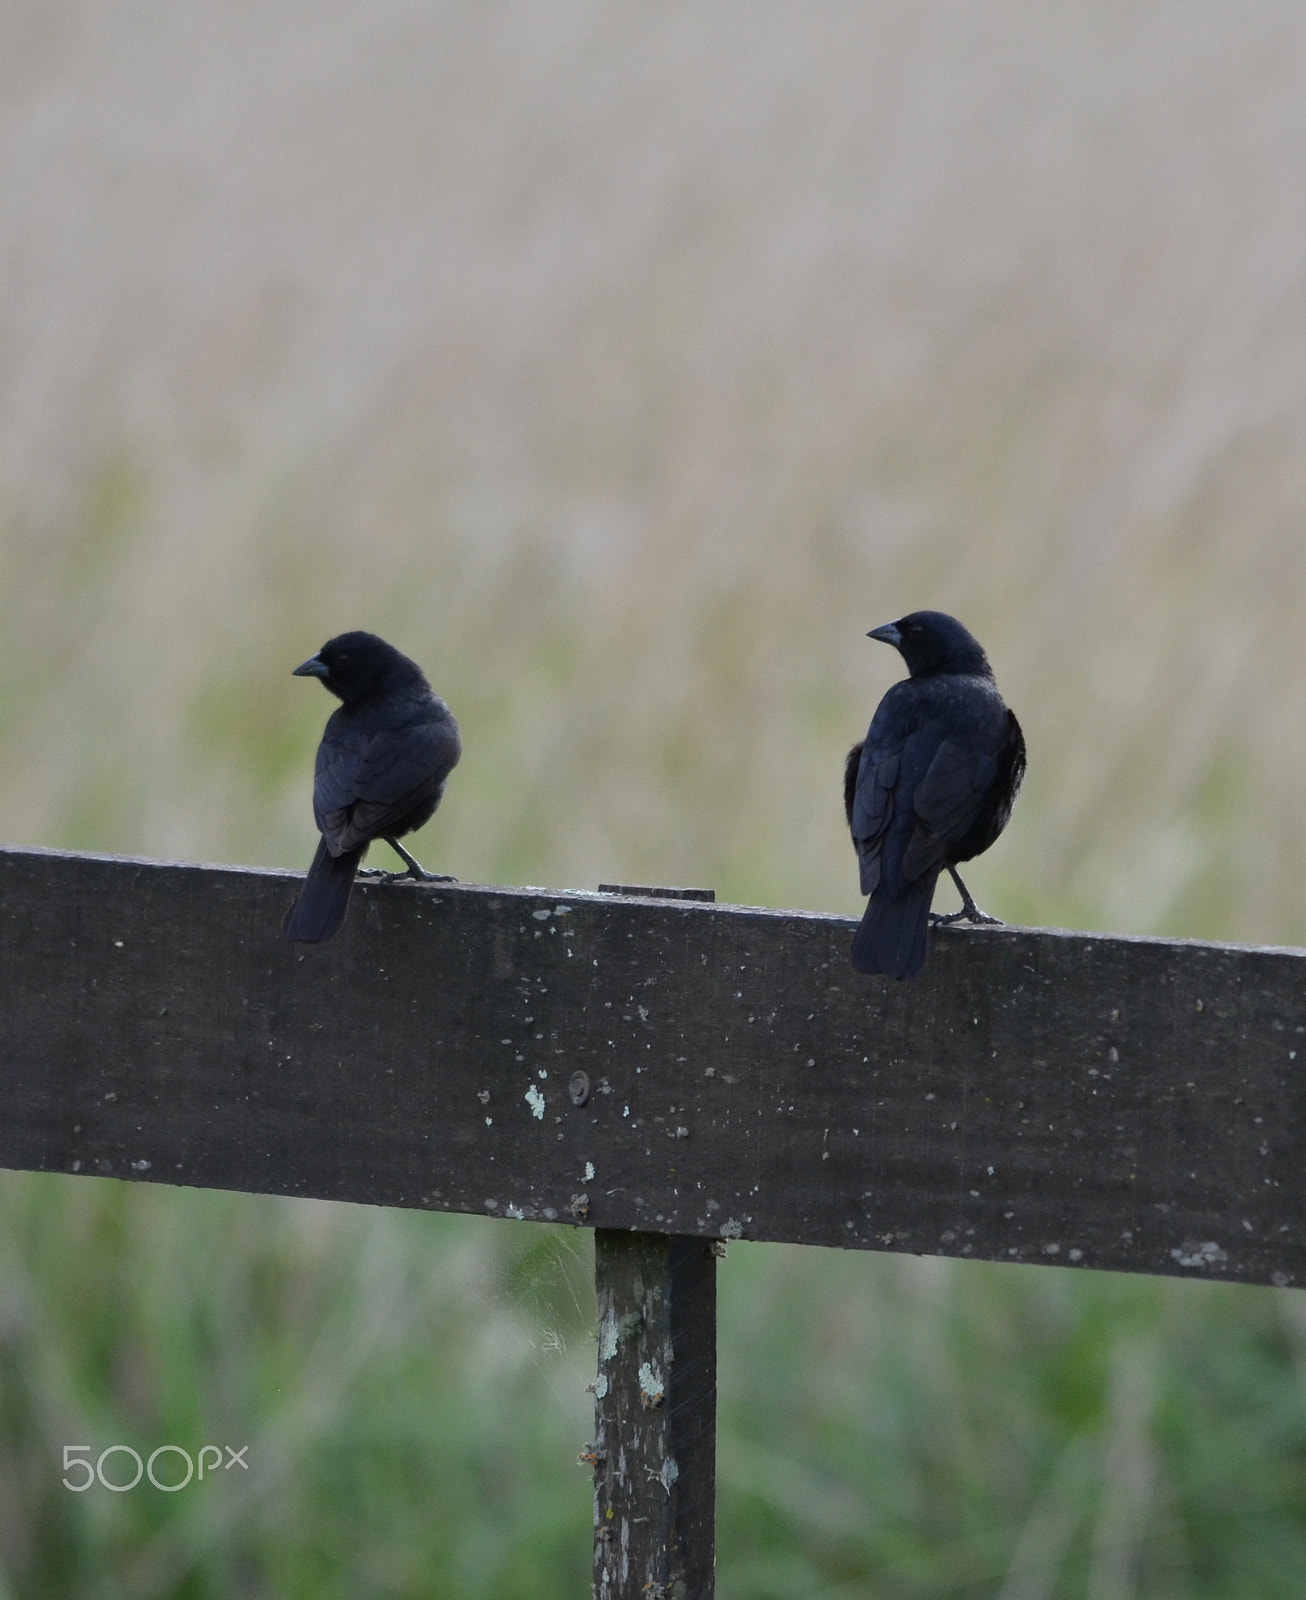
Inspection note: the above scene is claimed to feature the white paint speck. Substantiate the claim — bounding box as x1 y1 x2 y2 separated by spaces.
525 1086 546 1119
1170 1240 1228 1269
585 1162 595 1181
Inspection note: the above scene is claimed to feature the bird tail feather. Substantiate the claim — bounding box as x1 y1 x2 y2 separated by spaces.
283 838 365 944
850 871 938 979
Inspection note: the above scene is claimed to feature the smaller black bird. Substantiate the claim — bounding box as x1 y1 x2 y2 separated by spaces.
845 611 1025 979
283 631 461 944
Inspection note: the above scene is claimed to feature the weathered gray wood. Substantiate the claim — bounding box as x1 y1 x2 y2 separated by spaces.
589 1230 717 1600
1 844 1304 1288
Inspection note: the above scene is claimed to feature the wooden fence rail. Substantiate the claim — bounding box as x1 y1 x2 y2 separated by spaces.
2 844 1303 1595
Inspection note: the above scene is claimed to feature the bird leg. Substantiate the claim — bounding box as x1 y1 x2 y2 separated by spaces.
374 836 458 885
930 866 1004 927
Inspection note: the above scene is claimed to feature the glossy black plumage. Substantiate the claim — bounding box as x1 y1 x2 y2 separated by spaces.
846 611 1024 979
283 632 461 944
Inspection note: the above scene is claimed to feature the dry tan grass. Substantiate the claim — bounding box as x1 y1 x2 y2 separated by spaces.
3 1 1306 943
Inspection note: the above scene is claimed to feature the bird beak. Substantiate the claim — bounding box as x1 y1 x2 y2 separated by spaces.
867 623 902 648
292 655 330 679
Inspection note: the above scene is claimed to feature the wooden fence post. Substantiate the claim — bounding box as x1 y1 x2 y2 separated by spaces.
590 1230 718 1600
588 886 719 1600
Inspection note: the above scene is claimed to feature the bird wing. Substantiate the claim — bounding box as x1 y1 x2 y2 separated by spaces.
900 740 996 880
314 715 460 855
352 717 460 804
313 717 372 846
849 687 914 896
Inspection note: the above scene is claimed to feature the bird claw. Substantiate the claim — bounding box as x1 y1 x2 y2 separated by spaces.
376 835 457 885
931 907 1004 927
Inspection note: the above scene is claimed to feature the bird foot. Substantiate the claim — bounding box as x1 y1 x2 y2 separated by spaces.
935 866 1004 928
377 866 458 886
931 906 1004 928
376 836 457 885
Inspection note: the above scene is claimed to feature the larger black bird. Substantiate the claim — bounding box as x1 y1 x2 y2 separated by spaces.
845 611 1024 980
283 631 461 944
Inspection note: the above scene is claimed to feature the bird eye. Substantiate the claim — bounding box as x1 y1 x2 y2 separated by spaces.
336 652 350 663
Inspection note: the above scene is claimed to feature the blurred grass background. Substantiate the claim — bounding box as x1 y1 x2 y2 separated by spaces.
4 0 1306 1593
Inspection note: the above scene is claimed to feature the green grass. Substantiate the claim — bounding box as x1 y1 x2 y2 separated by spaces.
0 1177 596 1599
7 1178 1306 1597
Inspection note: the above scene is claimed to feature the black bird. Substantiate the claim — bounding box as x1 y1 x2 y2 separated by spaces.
845 611 1025 980
283 631 461 944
